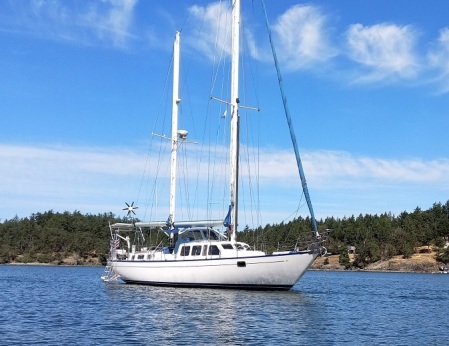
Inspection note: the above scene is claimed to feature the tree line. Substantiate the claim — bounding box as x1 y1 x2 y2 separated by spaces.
0 210 124 264
1 201 449 267
238 201 449 268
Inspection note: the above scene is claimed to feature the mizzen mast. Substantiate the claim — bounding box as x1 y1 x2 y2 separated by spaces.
169 31 182 228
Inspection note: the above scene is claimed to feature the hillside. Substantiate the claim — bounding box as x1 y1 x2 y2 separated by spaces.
2 205 449 270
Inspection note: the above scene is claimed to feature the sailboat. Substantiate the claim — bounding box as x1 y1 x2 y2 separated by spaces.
102 0 325 290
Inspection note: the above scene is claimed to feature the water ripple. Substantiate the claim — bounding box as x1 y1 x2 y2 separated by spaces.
1 266 449 345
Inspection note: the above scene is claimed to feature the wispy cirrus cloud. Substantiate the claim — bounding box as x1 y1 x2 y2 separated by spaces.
188 2 232 59
302 150 449 187
428 27 449 94
186 1 260 62
186 3 336 71
1 143 448 221
244 148 449 191
0 0 137 47
272 5 337 70
345 23 420 83
81 0 137 47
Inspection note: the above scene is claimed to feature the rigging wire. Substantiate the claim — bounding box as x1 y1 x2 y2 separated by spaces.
134 0 317 246
135 48 174 222
201 0 232 222
241 2 262 233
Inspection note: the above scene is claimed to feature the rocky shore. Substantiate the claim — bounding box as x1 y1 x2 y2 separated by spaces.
312 247 446 273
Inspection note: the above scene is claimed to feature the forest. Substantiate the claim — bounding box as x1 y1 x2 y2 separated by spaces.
1 201 449 267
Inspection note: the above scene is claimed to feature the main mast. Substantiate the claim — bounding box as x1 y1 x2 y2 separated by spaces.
229 0 240 242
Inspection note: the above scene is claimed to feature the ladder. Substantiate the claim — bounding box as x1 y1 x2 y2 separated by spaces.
101 261 120 282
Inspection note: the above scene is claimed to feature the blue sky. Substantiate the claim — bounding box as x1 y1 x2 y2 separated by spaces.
1 0 449 226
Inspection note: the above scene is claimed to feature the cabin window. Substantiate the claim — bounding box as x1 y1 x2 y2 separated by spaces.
202 245 208 256
236 243 251 250
180 229 205 242
180 246 190 256
137 254 145 260
207 230 219 240
180 234 191 242
192 245 202 256
208 245 220 256
191 230 203 240
222 244 234 250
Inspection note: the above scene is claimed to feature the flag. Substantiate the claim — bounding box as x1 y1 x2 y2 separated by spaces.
111 236 120 249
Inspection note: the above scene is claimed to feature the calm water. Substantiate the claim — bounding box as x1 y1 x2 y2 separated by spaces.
0 266 448 345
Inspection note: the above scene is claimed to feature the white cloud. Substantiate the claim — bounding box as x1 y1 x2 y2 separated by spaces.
184 3 449 93
81 0 137 47
188 2 232 59
2 143 448 222
245 148 449 194
0 144 143 215
185 3 336 75
308 150 449 186
2 0 137 47
272 5 337 70
428 27 449 94
346 23 420 82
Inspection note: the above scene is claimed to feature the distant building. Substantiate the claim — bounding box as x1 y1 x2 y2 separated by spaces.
347 245 356 254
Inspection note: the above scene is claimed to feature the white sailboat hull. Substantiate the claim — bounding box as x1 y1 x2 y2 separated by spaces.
111 251 318 290
101 2 325 291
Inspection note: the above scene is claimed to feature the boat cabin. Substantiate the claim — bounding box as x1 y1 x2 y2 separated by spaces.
172 227 253 257
173 227 226 253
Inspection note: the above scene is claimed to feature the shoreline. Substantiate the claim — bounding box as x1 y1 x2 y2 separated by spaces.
311 249 446 274
3 261 446 275
2 262 446 274
2 246 446 274
1 262 103 267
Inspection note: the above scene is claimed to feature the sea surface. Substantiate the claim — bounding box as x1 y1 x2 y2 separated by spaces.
0 265 448 345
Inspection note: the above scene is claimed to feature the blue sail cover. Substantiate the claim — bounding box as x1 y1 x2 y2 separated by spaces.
223 204 232 228
261 0 319 238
